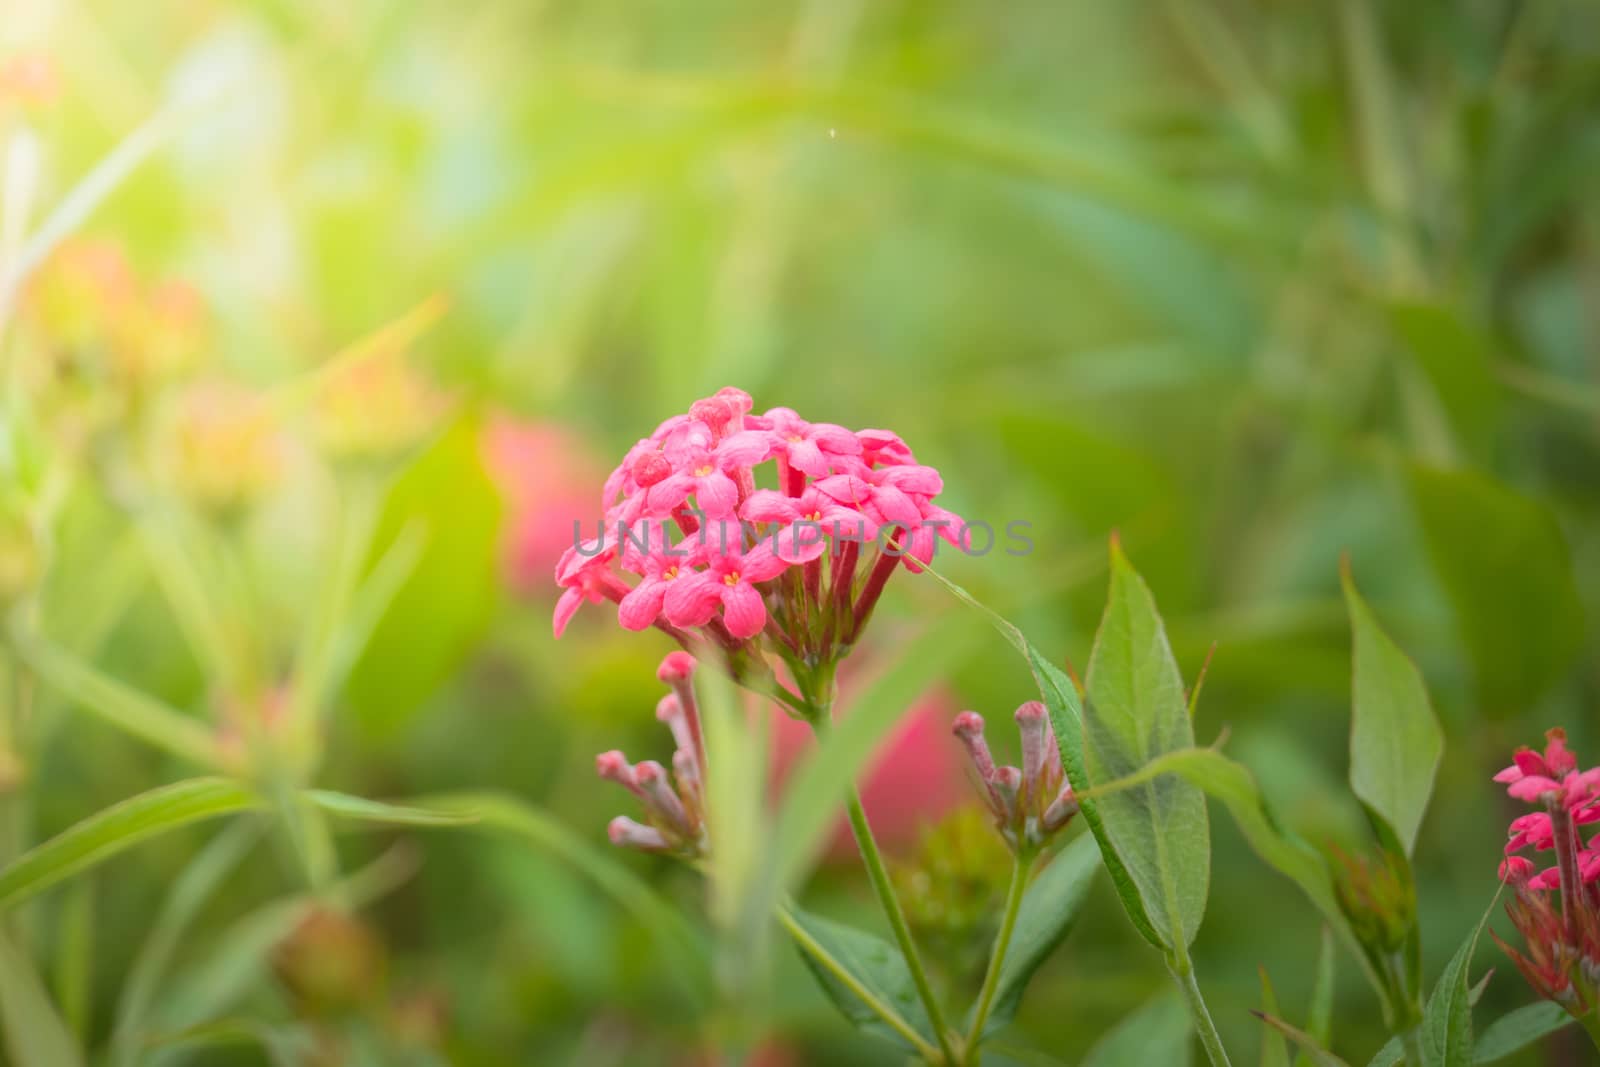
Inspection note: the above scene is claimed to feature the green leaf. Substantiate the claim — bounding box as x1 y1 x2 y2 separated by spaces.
1407 466 1584 716
304 790 480 827
1081 991 1193 1067
1343 568 1443 857
11 625 219 767
1471 1002 1572 1063
1064 745 1384 999
110 821 264 1067
0 930 84 1067
1259 969 1291 1067
1299 926 1336 1067
1419 901 1494 1067
1253 1013 1350 1067
780 902 939 1057
1389 303 1500 458
0 778 260 911
1079 542 1211 951
968 833 1101 1039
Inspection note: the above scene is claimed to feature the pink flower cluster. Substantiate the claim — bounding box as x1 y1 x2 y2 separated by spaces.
1494 728 1600 1011
952 702 1077 852
553 388 965 667
597 652 708 856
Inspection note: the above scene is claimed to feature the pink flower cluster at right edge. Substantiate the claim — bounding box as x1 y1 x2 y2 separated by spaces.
552 387 967 674
1494 728 1600 1013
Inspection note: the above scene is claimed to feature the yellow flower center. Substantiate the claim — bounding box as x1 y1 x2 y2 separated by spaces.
695 464 714 477
723 571 741 586
662 566 678 581
805 510 823 522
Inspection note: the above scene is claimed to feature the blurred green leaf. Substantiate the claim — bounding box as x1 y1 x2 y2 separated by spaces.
304 789 479 827
1343 567 1442 856
12 625 219 767
1259 969 1291 1067
1254 1012 1349 1067
55 878 94 1044
0 930 84 1067
1080 991 1193 1067
967 833 1101 1040
779 902 938 1058
0 778 258 911
422 791 711 1002
1080 540 1210 952
1299 926 1335 1067
1470 1002 1571 1063
1407 466 1585 716
1389 303 1500 459
111 821 264 1067
345 418 503 737
769 612 980 901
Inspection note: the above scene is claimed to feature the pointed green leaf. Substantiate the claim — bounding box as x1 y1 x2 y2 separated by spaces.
1407 466 1584 716
780 903 938 1057
0 930 84 1067
0 778 259 911
1299 925 1336 1067
1254 1013 1350 1067
1081 991 1193 1067
1080 543 1211 950
304 790 480 827
1343 569 1442 857
1420 902 1495 1067
968 833 1101 1038
1471 1002 1571 1063
11 627 219 766
1259 970 1291 1067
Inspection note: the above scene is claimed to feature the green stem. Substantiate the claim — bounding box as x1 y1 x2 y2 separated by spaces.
843 786 957 1064
1400 1027 1425 1065
966 848 1034 1061
1169 951 1233 1067
776 901 943 1063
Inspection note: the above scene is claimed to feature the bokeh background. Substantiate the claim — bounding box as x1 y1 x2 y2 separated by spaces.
1 0 1598 1063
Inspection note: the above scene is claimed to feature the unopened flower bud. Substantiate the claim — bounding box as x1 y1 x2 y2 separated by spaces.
658 651 696 684
632 450 672 488
992 766 1022 827
596 750 645 800
608 815 670 851
1042 785 1079 832
952 712 996 781
635 759 692 836
1015 701 1049 797
1331 846 1414 955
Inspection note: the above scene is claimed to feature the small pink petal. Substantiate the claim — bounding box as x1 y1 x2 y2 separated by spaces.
720 581 767 639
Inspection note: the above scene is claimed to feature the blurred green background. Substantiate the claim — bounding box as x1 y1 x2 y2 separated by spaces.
1 0 1598 1063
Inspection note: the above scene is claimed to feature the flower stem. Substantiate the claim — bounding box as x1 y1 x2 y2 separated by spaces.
966 849 1034 1061
843 785 958 1064
1168 950 1233 1067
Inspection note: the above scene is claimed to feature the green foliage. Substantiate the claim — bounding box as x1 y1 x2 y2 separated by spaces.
1344 569 1442 858
967 833 1101 1040
1081 542 1211 953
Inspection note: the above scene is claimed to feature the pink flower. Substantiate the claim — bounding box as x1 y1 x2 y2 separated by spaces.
741 487 878 562
1494 728 1596 805
552 388 968 691
663 535 787 639
647 434 774 518
762 407 861 478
